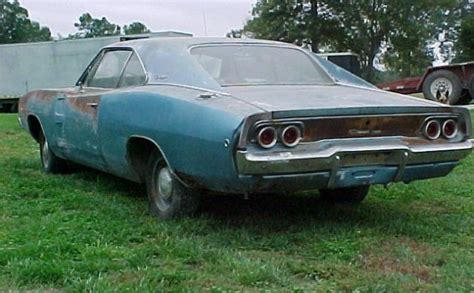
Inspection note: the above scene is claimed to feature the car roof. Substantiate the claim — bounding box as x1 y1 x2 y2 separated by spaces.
105 37 294 51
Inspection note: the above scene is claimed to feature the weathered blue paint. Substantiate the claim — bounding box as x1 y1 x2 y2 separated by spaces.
18 38 473 194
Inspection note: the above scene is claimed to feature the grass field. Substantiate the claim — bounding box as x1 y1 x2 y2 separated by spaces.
0 113 473 291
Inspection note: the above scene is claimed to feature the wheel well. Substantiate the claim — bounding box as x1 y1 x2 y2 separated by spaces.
127 137 162 183
27 115 42 143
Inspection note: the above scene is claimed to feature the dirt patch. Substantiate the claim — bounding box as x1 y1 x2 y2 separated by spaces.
360 237 439 282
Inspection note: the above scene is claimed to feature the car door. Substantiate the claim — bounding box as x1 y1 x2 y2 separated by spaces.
63 48 132 169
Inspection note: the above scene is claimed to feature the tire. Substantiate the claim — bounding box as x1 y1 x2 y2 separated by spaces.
146 149 199 219
319 186 370 204
422 70 462 105
39 132 67 173
469 76 474 102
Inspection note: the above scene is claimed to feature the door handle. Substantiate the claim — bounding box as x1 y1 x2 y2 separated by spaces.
86 102 98 108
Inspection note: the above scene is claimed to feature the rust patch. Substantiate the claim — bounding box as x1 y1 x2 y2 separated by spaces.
19 89 76 114
67 95 101 119
19 90 57 113
360 237 438 282
35 90 59 102
302 115 427 142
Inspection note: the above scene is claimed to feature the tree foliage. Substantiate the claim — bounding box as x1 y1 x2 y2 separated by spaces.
0 0 51 44
72 13 121 38
457 11 474 61
240 0 464 82
123 22 150 35
244 0 342 52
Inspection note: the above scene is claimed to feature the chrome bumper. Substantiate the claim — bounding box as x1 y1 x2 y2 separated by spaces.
236 138 473 187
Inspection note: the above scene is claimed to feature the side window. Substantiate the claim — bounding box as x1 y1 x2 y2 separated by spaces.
86 50 131 88
118 53 147 88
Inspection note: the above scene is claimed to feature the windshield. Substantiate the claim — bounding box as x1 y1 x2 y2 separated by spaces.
190 45 334 86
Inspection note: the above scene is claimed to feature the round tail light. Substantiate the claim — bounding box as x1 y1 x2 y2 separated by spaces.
424 120 441 140
257 126 277 148
281 125 302 147
442 119 457 139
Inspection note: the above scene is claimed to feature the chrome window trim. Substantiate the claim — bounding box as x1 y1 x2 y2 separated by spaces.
77 47 149 90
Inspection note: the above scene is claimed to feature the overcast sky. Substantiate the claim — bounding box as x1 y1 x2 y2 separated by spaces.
19 0 256 38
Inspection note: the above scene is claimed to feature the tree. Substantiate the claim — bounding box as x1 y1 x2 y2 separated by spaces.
327 0 461 81
240 0 461 82
72 13 121 38
123 22 150 35
243 0 342 52
457 9 474 61
0 0 51 44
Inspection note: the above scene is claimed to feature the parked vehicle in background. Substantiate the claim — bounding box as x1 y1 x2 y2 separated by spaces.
317 52 361 77
0 97 18 113
19 38 473 219
378 61 474 105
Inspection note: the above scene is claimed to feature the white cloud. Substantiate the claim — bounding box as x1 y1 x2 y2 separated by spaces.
19 0 255 37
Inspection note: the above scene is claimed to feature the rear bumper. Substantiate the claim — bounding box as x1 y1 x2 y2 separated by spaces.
235 138 472 190
238 162 458 192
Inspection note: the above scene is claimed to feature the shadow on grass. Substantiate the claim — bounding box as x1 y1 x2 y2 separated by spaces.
67 166 430 238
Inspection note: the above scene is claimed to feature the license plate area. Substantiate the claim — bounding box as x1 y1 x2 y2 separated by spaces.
339 151 399 167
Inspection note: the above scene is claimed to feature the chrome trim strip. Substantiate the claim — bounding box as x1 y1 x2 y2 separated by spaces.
146 82 231 96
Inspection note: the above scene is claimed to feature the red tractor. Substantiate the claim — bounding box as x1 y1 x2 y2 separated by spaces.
377 61 474 105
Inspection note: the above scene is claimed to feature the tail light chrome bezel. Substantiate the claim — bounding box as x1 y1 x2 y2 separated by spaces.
257 126 277 149
281 125 302 147
442 119 458 139
424 120 441 140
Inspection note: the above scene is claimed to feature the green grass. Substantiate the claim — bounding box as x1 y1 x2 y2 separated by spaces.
1 113 473 291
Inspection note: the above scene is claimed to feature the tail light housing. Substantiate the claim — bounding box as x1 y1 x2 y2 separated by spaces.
257 126 277 148
424 120 441 140
442 119 458 139
254 123 303 149
281 125 302 147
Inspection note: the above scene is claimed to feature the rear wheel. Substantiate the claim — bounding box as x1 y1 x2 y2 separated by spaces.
39 132 67 173
422 70 462 105
319 186 370 204
146 150 199 219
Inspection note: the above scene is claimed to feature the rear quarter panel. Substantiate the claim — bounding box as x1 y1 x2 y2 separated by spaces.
98 86 262 192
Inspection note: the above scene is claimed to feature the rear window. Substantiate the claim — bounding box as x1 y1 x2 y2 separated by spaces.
191 45 333 86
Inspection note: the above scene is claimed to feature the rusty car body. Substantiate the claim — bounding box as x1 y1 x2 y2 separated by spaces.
19 38 473 219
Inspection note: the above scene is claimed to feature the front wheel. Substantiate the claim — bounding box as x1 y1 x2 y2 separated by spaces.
39 132 67 173
146 150 199 219
319 186 370 204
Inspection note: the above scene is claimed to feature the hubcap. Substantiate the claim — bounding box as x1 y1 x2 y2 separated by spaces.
153 166 173 211
430 77 453 104
41 139 51 169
